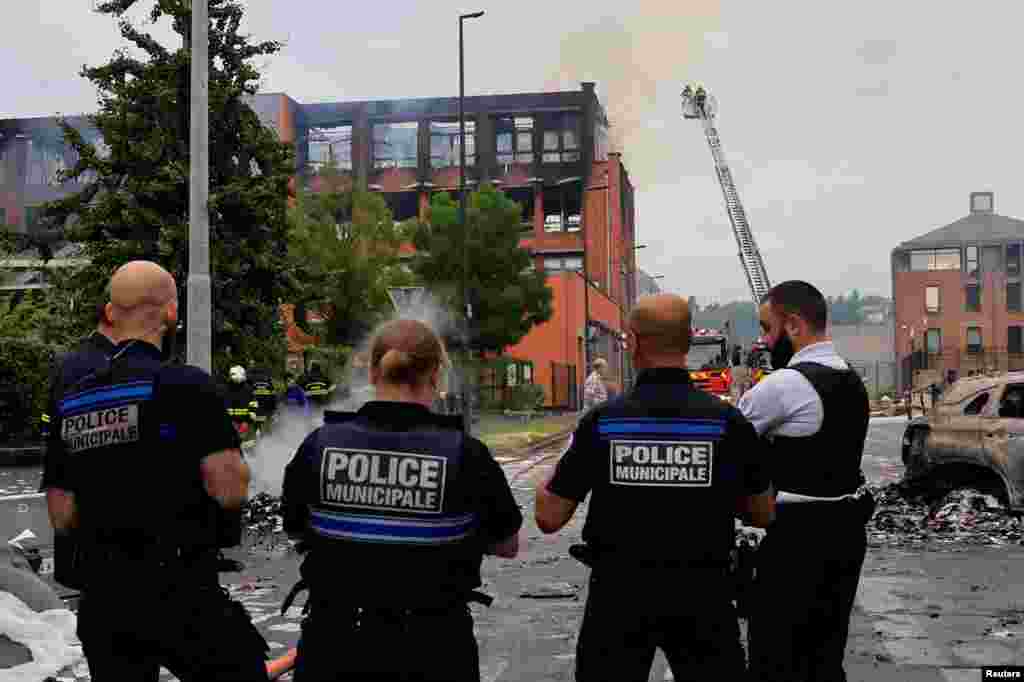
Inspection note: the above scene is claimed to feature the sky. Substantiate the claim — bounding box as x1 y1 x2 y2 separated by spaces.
3 1 1022 303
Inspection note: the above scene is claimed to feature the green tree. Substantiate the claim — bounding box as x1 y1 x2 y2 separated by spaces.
287 186 413 346
26 0 294 373
410 185 553 353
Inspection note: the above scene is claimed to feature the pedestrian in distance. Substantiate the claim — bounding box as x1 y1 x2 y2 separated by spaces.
281 318 522 682
535 293 775 682
581 357 609 413
737 280 876 682
44 260 267 681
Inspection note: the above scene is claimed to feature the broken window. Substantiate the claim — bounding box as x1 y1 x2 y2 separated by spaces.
964 392 989 415
495 116 534 165
541 112 582 164
967 326 983 354
966 245 979 279
505 187 535 228
373 122 418 169
926 328 941 354
309 125 353 173
430 120 475 168
925 285 940 313
1009 326 1024 355
1008 244 1022 277
543 186 563 232
965 284 980 312
382 191 420 222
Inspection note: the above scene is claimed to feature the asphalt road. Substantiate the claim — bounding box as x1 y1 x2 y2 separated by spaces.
22 418 1024 680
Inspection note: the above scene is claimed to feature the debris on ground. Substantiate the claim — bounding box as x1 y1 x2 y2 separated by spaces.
244 493 283 537
519 582 579 599
867 484 1024 548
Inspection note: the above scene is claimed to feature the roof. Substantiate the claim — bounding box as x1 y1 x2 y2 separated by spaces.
898 212 1024 248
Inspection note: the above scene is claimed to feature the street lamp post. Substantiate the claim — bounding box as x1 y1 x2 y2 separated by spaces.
459 10 484 434
186 0 211 373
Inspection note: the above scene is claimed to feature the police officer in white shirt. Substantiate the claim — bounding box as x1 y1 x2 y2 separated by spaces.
738 281 875 682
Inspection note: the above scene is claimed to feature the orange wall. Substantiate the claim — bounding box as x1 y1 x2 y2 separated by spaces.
505 272 624 405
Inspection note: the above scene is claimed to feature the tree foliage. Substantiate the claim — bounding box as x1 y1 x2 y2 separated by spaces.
410 185 554 353
287 183 414 346
28 0 294 371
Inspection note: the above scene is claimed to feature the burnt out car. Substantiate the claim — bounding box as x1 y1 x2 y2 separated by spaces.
902 372 1024 509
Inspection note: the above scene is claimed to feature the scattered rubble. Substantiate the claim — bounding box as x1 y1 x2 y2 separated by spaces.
867 484 1024 548
243 493 283 537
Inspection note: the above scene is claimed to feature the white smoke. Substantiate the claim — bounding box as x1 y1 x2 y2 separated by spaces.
246 289 466 497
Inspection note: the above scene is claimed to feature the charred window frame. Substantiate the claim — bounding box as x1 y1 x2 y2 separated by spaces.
308 125 353 173
966 326 983 354
372 122 419 169
495 116 534 165
543 183 582 233
1009 326 1024 355
505 187 535 231
541 111 582 164
430 120 475 168
965 283 981 313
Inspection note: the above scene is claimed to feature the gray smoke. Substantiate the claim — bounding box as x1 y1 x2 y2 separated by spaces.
246 289 464 497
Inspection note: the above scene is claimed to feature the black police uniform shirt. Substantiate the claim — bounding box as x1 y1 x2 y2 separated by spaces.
43 340 241 548
282 401 522 606
40 332 117 446
548 367 770 565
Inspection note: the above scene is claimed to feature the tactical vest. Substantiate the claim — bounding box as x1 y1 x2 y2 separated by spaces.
770 362 870 498
55 346 220 552
581 369 743 566
300 410 483 605
226 383 257 420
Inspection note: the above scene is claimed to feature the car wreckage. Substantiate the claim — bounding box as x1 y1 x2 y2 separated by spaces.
903 372 1024 509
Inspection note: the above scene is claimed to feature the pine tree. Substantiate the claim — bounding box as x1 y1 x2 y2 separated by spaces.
33 0 294 372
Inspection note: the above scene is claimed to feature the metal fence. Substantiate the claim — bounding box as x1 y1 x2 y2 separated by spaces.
899 349 1024 391
848 361 899 399
551 362 578 410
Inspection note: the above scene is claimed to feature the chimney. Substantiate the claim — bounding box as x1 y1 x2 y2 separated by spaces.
970 191 994 214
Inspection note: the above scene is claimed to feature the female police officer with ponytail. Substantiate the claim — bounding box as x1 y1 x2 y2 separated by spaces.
281 319 522 682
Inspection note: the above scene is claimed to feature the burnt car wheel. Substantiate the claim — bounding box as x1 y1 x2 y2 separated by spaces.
903 428 930 478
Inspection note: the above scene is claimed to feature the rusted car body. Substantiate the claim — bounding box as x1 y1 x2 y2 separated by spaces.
902 372 1024 509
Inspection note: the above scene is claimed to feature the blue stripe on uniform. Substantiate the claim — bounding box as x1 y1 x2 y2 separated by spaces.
59 382 154 413
310 511 478 545
597 419 726 437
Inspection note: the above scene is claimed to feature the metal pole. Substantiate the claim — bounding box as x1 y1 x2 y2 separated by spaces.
187 0 211 373
457 11 483 433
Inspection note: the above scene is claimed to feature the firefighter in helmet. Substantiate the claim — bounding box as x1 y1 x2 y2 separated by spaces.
225 365 259 442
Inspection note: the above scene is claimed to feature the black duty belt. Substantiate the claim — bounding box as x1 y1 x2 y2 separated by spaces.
283 579 492 618
569 543 729 572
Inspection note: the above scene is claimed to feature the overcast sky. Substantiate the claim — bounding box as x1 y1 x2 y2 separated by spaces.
3 1 1020 303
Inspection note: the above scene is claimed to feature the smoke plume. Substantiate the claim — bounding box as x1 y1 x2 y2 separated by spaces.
546 3 721 185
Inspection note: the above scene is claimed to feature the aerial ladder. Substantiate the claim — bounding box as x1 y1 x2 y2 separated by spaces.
681 83 772 382
680 84 771 305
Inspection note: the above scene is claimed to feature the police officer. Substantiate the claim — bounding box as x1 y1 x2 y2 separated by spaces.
41 300 118 441
535 293 775 681
41 298 118 591
44 261 267 680
737 281 875 682
281 318 522 682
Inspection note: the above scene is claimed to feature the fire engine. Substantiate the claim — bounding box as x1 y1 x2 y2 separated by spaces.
689 328 732 399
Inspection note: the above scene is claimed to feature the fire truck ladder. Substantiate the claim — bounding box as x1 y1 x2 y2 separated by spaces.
681 84 771 305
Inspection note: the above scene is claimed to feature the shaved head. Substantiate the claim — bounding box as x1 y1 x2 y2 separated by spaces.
628 294 692 360
107 261 178 340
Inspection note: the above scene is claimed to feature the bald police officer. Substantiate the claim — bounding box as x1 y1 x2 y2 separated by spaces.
45 261 267 681
738 281 875 682
536 294 775 681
